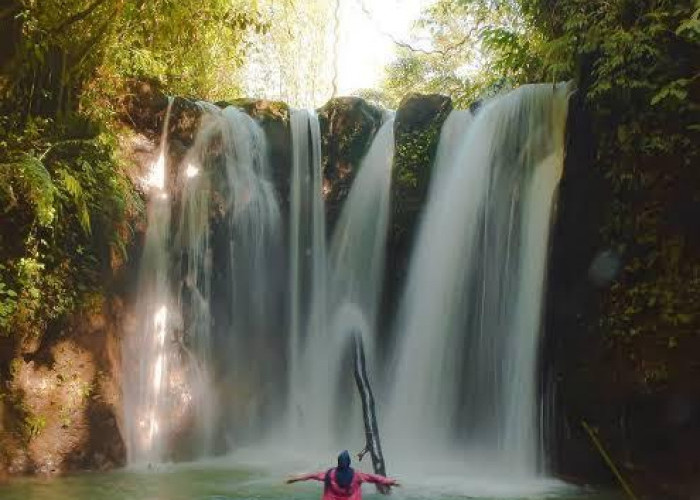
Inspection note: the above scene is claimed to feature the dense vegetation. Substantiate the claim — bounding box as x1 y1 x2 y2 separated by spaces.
0 0 272 340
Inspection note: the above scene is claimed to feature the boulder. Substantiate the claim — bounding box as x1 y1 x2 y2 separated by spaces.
317 97 384 231
380 93 453 339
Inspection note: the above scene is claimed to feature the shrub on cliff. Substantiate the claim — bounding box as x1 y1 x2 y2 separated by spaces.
0 113 141 341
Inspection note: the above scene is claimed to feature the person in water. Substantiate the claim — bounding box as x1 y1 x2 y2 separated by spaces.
286 450 399 499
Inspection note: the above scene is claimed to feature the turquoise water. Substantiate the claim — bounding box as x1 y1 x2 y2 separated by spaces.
0 463 622 500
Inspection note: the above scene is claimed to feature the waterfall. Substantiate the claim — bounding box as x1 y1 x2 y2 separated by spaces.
384 84 570 478
123 98 175 465
175 121 215 458
124 84 571 490
124 102 283 464
287 109 327 446
182 105 283 450
327 117 394 330
286 116 394 450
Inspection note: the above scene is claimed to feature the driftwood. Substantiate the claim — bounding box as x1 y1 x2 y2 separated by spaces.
351 330 390 494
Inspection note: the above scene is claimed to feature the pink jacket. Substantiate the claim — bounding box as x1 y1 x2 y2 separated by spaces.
295 469 396 500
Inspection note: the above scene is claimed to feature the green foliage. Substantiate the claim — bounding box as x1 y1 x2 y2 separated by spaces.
0 0 277 351
0 113 142 337
8 153 57 227
317 98 384 179
94 0 266 106
392 113 447 240
676 6 700 42
0 277 18 328
57 168 90 235
24 413 47 440
375 0 538 107
1 0 268 121
521 0 700 390
393 108 449 200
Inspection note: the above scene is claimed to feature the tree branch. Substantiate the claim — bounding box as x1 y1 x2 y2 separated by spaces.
72 15 113 67
51 0 110 34
392 34 471 57
354 0 472 57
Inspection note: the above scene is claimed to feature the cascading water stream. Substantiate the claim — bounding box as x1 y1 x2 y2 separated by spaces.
384 84 570 480
285 116 394 450
327 116 394 331
124 102 283 464
123 98 175 465
287 109 327 446
181 104 283 450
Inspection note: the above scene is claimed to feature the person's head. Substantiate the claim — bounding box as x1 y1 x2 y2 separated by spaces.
337 450 351 469
328 450 354 490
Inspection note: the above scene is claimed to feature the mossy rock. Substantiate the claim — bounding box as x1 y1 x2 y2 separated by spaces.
221 98 290 124
317 96 384 230
169 97 202 148
391 93 452 240
379 93 452 337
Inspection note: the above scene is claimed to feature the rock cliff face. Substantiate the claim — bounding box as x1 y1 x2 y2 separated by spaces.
0 298 128 475
543 90 700 499
317 96 384 232
381 94 452 343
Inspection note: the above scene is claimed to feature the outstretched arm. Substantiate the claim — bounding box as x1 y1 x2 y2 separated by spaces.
285 471 325 484
359 472 400 487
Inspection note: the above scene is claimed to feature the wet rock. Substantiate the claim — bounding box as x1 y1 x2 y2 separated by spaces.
541 88 610 483
317 96 384 231
391 93 452 234
542 80 700 498
395 93 453 131
469 99 483 114
169 97 202 147
0 299 128 476
380 93 452 338
121 78 170 136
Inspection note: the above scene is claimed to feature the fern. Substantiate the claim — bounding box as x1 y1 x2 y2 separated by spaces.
12 153 57 227
57 168 91 235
